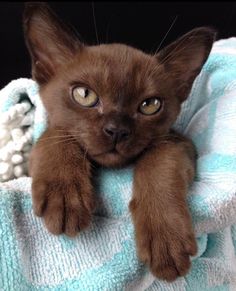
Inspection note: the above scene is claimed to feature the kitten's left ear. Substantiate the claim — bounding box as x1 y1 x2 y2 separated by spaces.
157 27 217 101
23 2 82 84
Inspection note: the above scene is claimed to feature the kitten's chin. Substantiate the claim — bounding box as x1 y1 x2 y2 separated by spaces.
90 150 133 168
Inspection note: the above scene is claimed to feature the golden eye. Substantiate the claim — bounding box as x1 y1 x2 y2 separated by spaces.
72 86 99 107
139 97 162 115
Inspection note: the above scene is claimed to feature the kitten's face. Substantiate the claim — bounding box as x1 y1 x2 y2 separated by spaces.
41 44 180 167
24 3 215 167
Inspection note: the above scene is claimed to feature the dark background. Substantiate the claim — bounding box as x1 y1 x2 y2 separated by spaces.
1 2 236 88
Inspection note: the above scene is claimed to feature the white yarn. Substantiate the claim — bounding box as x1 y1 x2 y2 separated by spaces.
0 101 34 182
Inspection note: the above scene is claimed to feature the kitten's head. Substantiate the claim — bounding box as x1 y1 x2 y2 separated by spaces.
23 3 216 167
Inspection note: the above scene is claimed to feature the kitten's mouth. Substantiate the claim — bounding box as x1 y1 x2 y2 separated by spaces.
90 146 129 167
89 144 141 167
92 147 119 157
108 148 119 154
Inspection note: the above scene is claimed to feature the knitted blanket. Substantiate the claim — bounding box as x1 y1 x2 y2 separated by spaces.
0 38 236 291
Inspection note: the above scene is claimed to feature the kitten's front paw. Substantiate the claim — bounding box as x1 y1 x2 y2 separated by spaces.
32 179 95 237
140 227 197 281
130 201 197 281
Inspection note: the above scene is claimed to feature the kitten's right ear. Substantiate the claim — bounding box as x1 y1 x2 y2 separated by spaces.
23 2 83 84
156 27 216 102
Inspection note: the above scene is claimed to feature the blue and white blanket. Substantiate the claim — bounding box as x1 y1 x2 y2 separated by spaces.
0 38 236 290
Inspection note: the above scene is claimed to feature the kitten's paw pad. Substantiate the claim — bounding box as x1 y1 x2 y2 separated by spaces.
138 228 197 282
32 180 94 236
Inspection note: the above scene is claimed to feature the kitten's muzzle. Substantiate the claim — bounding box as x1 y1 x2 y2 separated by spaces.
103 123 131 143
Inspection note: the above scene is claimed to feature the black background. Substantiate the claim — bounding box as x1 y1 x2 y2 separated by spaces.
1 2 236 88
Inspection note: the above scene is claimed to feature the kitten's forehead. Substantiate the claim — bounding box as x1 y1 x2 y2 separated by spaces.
88 43 150 61
71 43 154 74
69 43 159 102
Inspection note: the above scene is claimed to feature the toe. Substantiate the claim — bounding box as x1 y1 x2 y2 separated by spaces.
185 234 198 256
32 180 48 217
43 192 64 235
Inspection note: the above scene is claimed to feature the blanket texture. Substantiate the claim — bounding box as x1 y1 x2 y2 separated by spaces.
0 38 236 291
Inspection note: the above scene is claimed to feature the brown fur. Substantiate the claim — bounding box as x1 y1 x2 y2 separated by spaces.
24 3 216 281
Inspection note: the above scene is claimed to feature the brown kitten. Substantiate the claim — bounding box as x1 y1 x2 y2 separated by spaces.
24 3 216 281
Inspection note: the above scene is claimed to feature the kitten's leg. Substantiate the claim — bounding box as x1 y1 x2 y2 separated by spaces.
29 128 95 237
130 133 197 281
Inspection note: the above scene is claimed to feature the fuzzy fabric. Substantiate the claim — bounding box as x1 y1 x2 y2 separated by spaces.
0 38 236 290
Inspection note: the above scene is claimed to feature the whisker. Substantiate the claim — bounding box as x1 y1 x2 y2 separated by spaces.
146 24 199 80
92 1 99 44
154 15 179 56
83 146 89 170
105 18 111 44
149 35 195 78
155 29 199 71
36 137 77 150
54 129 83 133
39 134 79 140
143 15 178 79
37 139 77 155
67 21 86 46
61 138 80 151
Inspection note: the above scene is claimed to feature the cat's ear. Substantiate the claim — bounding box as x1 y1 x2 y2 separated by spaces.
156 27 216 101
23 2 82 84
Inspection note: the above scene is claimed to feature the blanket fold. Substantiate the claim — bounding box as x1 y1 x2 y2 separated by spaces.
0 38 236 291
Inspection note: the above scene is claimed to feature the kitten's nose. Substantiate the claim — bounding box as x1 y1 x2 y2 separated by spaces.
103 123 131 143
